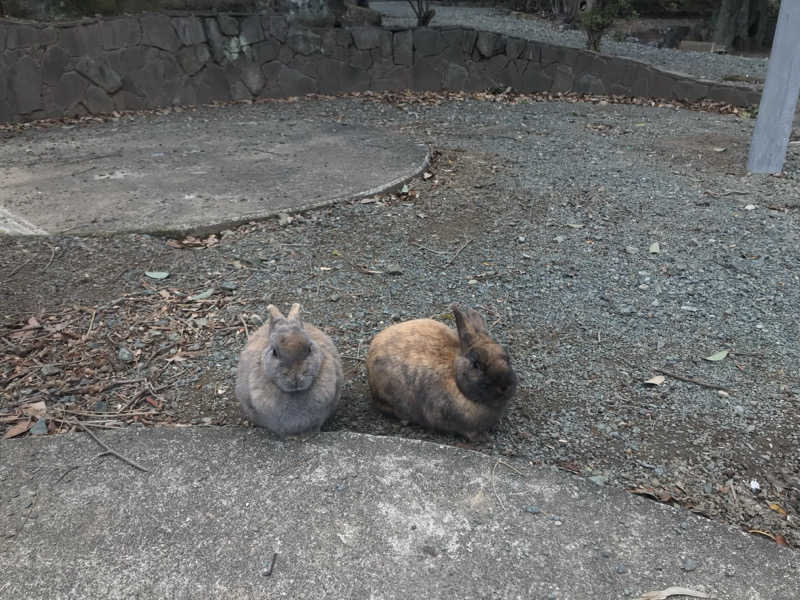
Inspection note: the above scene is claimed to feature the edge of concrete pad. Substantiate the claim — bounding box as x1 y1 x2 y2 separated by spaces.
126 143 432 239
1 427 797 599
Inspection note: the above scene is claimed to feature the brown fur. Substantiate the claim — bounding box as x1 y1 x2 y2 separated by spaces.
366 306 517 441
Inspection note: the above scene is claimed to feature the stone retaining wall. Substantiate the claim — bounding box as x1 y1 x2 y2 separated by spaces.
0 13 761 124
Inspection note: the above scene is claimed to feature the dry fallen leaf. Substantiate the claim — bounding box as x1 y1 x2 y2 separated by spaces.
775 534 788 547
768 502 787 517
644 375 666 386
21 401 47 418
3 419 32 440
704 349 729 362
635 587 711 600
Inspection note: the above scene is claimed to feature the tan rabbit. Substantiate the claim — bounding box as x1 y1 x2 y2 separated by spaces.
235 303 343 437
366 305 517 441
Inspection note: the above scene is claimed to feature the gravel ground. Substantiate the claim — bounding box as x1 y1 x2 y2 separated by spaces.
2 91 799 549
374 1 769 85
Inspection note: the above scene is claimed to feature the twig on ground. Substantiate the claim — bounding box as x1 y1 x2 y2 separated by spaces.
654 368 732 392
85 310 96 337
43 245 57 271
491 459 505 510
240 313 250 338
446 238 473 266
70 418 150 473
2 257 35 281
341 354 365 361
262 552 278 577
496 459 525 477
410 242 446 256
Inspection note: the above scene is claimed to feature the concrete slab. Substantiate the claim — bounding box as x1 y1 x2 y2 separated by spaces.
0 109 429 236
1 428 796 599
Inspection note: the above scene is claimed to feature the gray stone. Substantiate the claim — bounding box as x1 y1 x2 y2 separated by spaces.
53 71 88 111
443 63 467 89
333 28 353 48
178 44 211 76
193 62 231 105
575 72 606 95
204 18 228 64
217 14 239 37
251 39 280 64
317 57 370 93
117 347 134 363
351 26 382 51
370 63 412 92
10 55 42 114
462 29 478 54
173 16 206 47
551 63 574 92
287 29 322 56
42 45 71 85
413 27 443 58
240 15 265 45
506 36 526 59
393 30 412 66
683 558 698 572
5 24 40 50
41 365 61 376
263 63 316 97
85 85 115 114
29 419 48 436
60 23 102 58
476 31 505 58
320 29 348 61
348 48 372 70
413 56 446 90
238 60 266 95
141 14 181 53
108 46 149 74
126 51 185 107
76 57 123 94
265 15 288 43
101 18 142 50
673 78 711 102
113 90 146 111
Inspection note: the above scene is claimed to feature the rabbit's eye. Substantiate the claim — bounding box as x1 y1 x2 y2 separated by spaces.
471 358 481 371
272 348 278 358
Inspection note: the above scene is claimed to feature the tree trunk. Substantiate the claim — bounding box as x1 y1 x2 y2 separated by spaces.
712 0 746 50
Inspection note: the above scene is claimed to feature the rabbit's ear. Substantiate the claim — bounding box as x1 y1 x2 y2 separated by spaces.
287 303 302 322
267 305 285 326
452 305 488 351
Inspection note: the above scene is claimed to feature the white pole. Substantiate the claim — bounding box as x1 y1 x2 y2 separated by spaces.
747 0 800 174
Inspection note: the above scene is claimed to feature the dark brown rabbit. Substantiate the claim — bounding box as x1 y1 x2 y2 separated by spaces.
366 305 517 441
235 303 343 437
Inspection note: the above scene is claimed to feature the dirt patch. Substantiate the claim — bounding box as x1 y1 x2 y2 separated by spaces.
2 94 799 552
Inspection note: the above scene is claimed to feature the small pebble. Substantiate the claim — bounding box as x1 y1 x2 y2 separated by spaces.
278 212 292 226
30 419 48 436
615 564 627 574
117 347 134 363
680 521 689 530
619 306 634 316
524 505 541 514
328 293 341 302
682 558 698 572
385 264 403 275
220 281 238 291
625 245 638 254
41 365 61 376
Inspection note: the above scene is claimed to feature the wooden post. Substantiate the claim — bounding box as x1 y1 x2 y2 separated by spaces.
747 1 800 174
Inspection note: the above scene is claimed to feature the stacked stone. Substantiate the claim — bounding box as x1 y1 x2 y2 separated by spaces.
0 14 760 124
